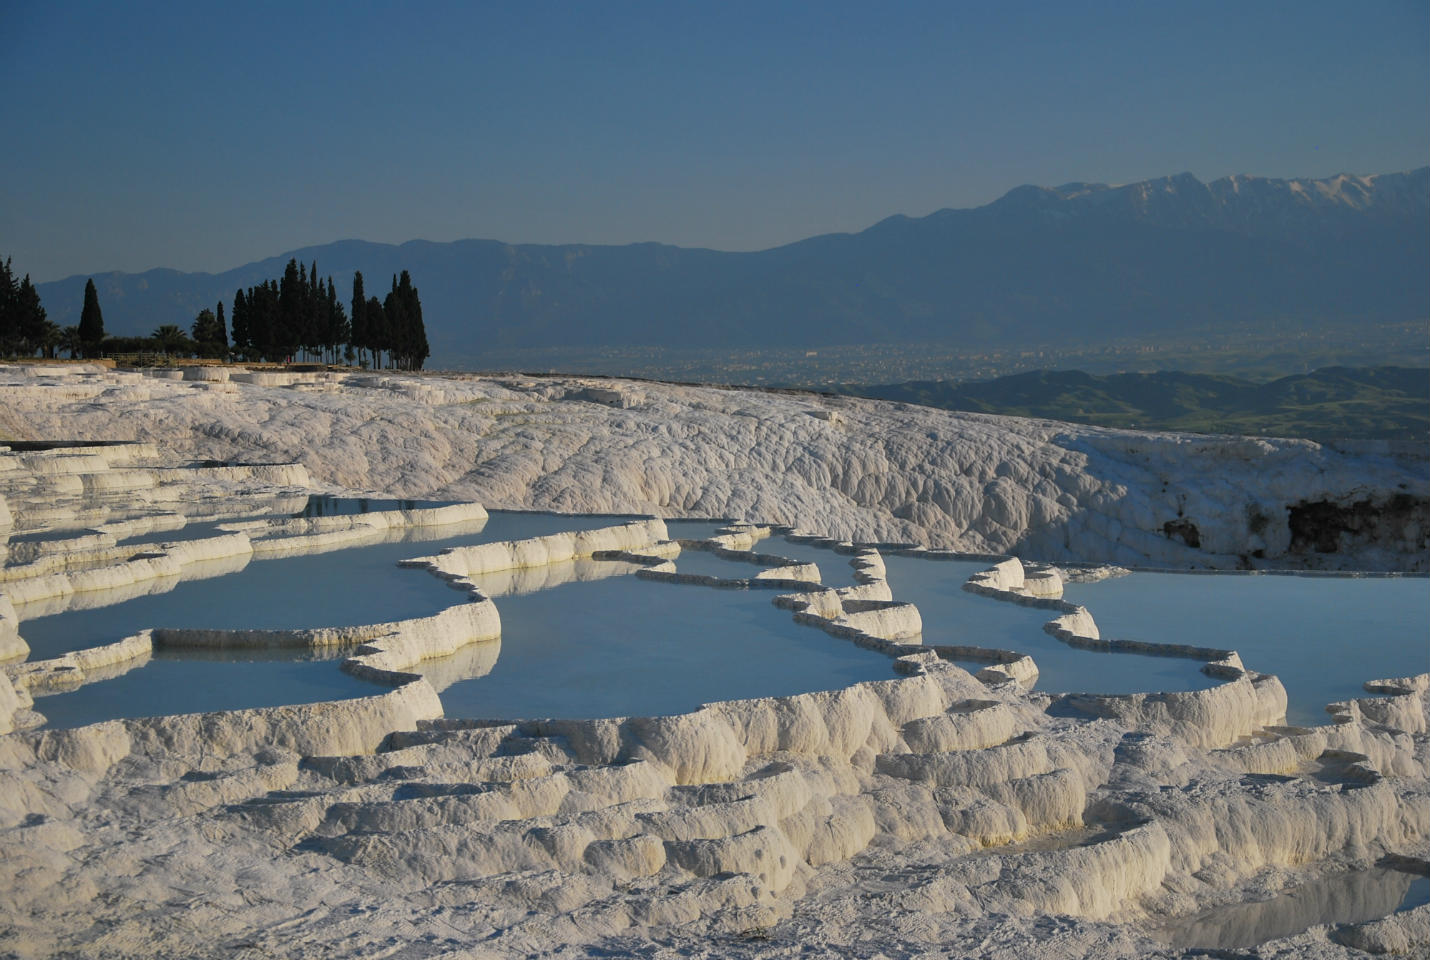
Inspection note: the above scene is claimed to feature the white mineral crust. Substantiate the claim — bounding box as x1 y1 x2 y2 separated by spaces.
0 365 1422 570
0 364 1425 959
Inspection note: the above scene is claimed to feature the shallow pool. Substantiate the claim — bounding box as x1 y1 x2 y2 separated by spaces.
880 556 1217 696
1064 572 1430 724
670 547 783 580
17 511 635 658
425 571 896 720
31 650 385 729
661 518 733 541
1155 867 1429 950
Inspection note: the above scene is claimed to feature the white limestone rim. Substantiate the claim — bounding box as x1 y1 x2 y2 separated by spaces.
13 678 445 769
419 651 947 784
4 597 502 728
962 555 1425 746
0 511 668 737
226 501 487 539
1209 713 1428 780
622 526 834 590
4 630 155 697
2 501 491 611
0 533 257 608
401 517 670 579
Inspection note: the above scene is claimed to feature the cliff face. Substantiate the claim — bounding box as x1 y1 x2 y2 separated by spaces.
1 364 1423 571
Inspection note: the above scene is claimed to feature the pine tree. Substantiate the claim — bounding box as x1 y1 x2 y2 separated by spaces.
78 278 104 358
191 308 219 356
191 302 229 359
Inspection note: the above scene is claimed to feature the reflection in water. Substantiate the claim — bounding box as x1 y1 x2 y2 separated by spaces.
669 547 775 580
465 557 644 598
413 638 501 693
1157 867 1428 950
13 552 254 621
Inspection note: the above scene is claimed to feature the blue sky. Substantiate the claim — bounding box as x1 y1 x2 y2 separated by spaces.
4 0 1427 281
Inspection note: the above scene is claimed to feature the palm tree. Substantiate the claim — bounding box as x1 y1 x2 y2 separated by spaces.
60 325 82 359
150 324 193 357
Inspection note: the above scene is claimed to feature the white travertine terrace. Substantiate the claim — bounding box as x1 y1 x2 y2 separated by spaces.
1 363 1424 570
0 363 1423 958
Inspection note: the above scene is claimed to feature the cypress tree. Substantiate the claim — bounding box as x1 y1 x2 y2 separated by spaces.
350 271 367 368
278 259 303 361
326 277 348 363
0 258 17 354
402 270 427 370
231 289 250 358
78 278 104 357
366 295 386 369
214 301 228 357
305 262 321 360
16 275 48 356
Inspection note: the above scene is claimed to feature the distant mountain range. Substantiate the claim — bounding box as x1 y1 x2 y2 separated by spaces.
34 169 1429 361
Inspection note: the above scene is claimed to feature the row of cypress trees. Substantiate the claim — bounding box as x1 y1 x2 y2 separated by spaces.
0 254 429 369
229 260 428 369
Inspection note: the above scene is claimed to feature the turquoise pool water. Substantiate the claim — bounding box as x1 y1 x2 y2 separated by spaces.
17 511 634 658
1064 572 1430 724
425 571 896 720
880 555 1217 695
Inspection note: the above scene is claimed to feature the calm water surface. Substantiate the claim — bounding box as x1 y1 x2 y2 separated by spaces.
17 511 634 657
767 537 863 588
880 555 1217 695
428 572 895 719
1064 573 1430 724
670 547 781 580
32 650 384 729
